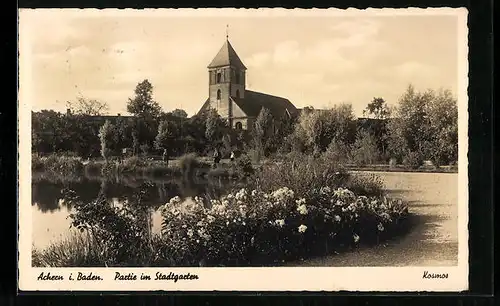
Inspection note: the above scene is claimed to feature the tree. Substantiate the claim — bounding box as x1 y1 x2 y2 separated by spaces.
387 85 458 166
350 128 380 166
99 120 114 161
363 97 391 119
222 134 232 156
154 120 174 151
170 109 188 118
126 80 162 118
204 108 226 148
66 97 109 116
253 107 273 156
292 103 356 153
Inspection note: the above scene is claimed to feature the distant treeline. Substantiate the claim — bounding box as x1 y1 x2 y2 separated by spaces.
32 83 458 168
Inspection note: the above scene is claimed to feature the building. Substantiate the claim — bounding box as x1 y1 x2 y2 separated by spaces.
197 38 298 130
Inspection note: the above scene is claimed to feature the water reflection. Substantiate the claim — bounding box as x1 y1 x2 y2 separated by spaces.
32 176 232 212
32 175 236 249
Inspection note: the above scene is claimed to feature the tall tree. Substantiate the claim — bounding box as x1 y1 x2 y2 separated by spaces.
293 103 356 153
170 109 188 118
204 108 226 148
363 97 391 119
98 120 114 161
126 80 162 118
253 107 273 156
387 85 458 166
66 97 109 116
154 120 173 151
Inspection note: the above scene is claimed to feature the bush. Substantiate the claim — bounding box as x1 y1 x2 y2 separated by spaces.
251 152 349 197
158 186 410 266
40 155 84 174
32 232 106 267
323 138 350 164
121 156 147 172
32 153 44 171
402 151 423 169
179 153 201 177
345 173 385 198
232 154 254 178
65 187 157 267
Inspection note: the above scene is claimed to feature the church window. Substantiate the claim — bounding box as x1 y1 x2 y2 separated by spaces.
235 122 243 130
236 89 240 98
217 72 222 83
217 89 221 100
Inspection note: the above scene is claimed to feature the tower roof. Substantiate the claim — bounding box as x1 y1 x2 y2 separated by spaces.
208 39 247 70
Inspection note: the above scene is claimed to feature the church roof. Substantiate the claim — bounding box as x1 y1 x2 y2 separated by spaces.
208 40 247 70
231 90 298 118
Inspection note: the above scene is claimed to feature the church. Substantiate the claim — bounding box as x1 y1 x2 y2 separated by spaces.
197 38 299 131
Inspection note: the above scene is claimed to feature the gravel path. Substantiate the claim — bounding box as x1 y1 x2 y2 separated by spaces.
292 171 458 267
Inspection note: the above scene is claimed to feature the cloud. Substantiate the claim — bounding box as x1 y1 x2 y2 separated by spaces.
246 52 271 68
272 40 300 64
394 61 440 78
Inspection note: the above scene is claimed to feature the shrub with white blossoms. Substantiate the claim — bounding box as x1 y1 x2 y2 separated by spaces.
158 185 410 267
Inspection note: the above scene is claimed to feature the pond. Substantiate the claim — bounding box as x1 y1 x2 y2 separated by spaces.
31 174 237 250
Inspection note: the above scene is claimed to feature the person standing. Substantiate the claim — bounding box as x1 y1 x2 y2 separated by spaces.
163 148 169 167
213 148 220 168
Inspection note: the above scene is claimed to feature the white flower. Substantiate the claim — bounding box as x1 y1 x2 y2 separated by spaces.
334 215 341 222
271 187 295 202
235 188 248 201
275 219 285 227
297 204 308 215
377 223 385 231
222 200 229 206
242 221 246 226
295 198 306 205
196 221 204 227
169 196 181 205
298 224 308 233
196 239 200 243
320 186 331 195
381 212 392 222
251 189 258 197
227 193 234 199
182 224 187 228
207 215 215 223
226 221 229 226
187 229 194 237
353 233 360 243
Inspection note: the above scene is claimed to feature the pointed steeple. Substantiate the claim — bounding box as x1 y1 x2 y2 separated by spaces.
207 39 247 70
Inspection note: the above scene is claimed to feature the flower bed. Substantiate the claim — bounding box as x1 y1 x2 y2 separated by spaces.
157 185 410 266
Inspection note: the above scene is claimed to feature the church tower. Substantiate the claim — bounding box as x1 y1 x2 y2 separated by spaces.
207 37 247 126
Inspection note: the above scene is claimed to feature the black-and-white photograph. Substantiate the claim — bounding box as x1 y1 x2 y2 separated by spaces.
18 8 468 291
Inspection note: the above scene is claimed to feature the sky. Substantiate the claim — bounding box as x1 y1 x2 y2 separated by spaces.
19 9 462 118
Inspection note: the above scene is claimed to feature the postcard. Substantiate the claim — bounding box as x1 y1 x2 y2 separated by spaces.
18 7 469 292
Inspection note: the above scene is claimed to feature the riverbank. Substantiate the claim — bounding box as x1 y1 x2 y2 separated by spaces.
31 154 458 183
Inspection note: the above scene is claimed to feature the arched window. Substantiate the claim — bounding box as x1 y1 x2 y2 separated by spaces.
217 72 222 83
236 89 240 98
235 122 243 130
217 89 221 100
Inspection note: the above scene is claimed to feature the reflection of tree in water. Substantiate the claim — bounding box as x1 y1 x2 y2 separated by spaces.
32 181 62 212
33 176 235 213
